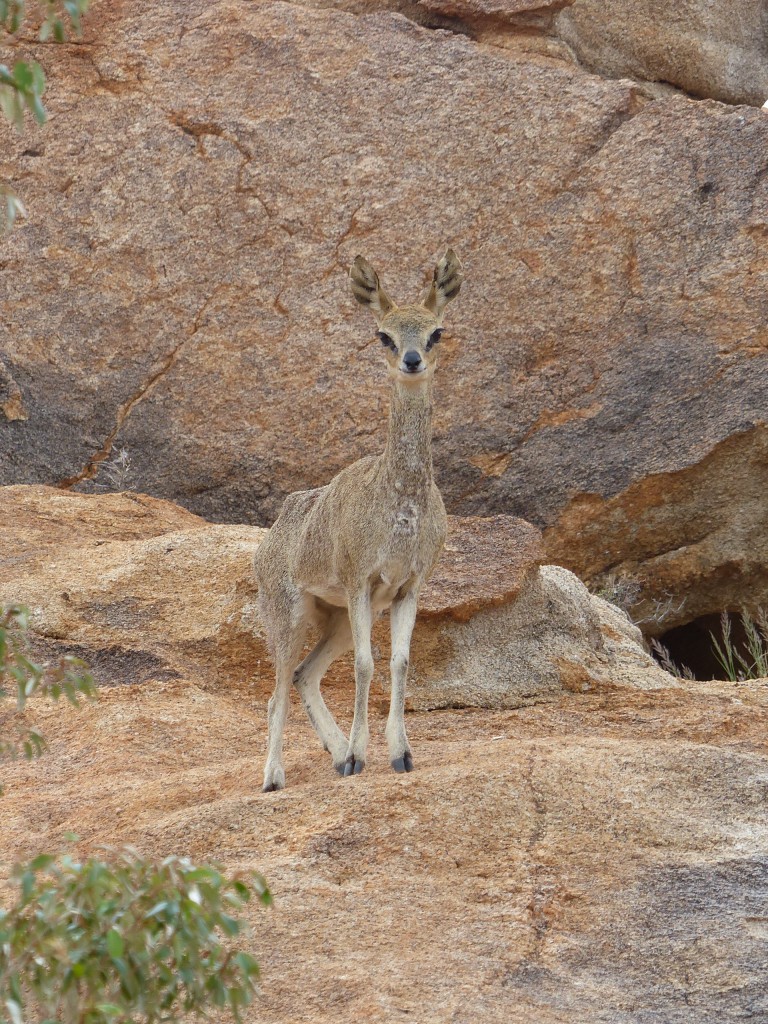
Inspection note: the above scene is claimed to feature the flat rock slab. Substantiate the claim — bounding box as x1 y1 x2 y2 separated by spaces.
0 485 208 573
416 0 573 20
420 514 543 620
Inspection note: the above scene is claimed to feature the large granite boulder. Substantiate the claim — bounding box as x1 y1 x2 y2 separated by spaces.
1 0 765 629
0 485 268 689
1 567 765 1024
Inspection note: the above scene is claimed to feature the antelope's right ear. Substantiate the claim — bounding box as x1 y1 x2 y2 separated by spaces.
350 256 396 325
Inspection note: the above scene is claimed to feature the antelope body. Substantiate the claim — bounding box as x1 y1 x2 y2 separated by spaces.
255 251 462 791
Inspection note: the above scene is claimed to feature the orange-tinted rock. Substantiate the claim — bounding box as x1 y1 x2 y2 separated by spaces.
0 485 207 572
5 487 758 1019
545 426 768 634
2 668 766 1022
0 358 27 422
420 515 543 620
0 486 268 689
414 0 572 22
410 564 672 709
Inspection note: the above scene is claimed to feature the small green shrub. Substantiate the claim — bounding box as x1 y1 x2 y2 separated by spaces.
0 604 96 768
1 606 271 1022
710 608 768 682
0 847 271 1024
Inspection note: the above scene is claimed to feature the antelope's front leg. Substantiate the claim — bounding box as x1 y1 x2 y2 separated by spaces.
345 590 374 776
387 590 418 773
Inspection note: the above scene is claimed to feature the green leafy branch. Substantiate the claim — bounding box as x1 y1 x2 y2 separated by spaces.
0 59 45 129
1 0 89 229
1 1 89 42
0 847 271 1024
0 60 44 227
0 603 97 767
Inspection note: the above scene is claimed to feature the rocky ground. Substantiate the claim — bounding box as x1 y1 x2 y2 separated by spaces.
3 669 767 1023
1 485 768 1022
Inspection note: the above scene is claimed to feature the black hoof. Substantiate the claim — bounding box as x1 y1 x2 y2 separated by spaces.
391 751 414 774
262 782 281 793
334 762 346 776
343 756 365 777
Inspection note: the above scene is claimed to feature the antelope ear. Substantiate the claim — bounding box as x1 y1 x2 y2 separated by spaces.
423 249 462 318
349 256 396 325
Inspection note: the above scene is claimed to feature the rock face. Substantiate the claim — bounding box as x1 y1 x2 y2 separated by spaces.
0 358 27 422
0 487 669 706
556 0 768 107
0 486 268 690
1 0 766 628
419 515 543 620
546 425 768 635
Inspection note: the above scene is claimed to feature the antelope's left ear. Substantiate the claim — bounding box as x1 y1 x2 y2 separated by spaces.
423 249 462 318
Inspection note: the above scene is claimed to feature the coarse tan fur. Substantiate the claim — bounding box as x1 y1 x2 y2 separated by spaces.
255 250 462 791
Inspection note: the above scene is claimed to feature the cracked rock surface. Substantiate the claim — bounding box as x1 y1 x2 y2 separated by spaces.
4 679 767 1024
1 0 766 624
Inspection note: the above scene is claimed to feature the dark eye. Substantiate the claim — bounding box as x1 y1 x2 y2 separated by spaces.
425 328 443 351
377 331 397 352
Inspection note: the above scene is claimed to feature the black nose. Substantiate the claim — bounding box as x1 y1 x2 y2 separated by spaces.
402 350 422 372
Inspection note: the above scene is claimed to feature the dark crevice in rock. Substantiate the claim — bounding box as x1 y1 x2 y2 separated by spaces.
620 74 759 107
286 0 575 57
56 341 188 490
295 0 763 107
553 5 768 109
654 612 766 682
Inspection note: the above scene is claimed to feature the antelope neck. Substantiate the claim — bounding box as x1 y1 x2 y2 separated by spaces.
383 377 434 492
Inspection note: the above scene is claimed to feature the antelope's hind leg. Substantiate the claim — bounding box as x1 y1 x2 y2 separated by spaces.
293 608 352 774
262 608 307 793
263 656 295 792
